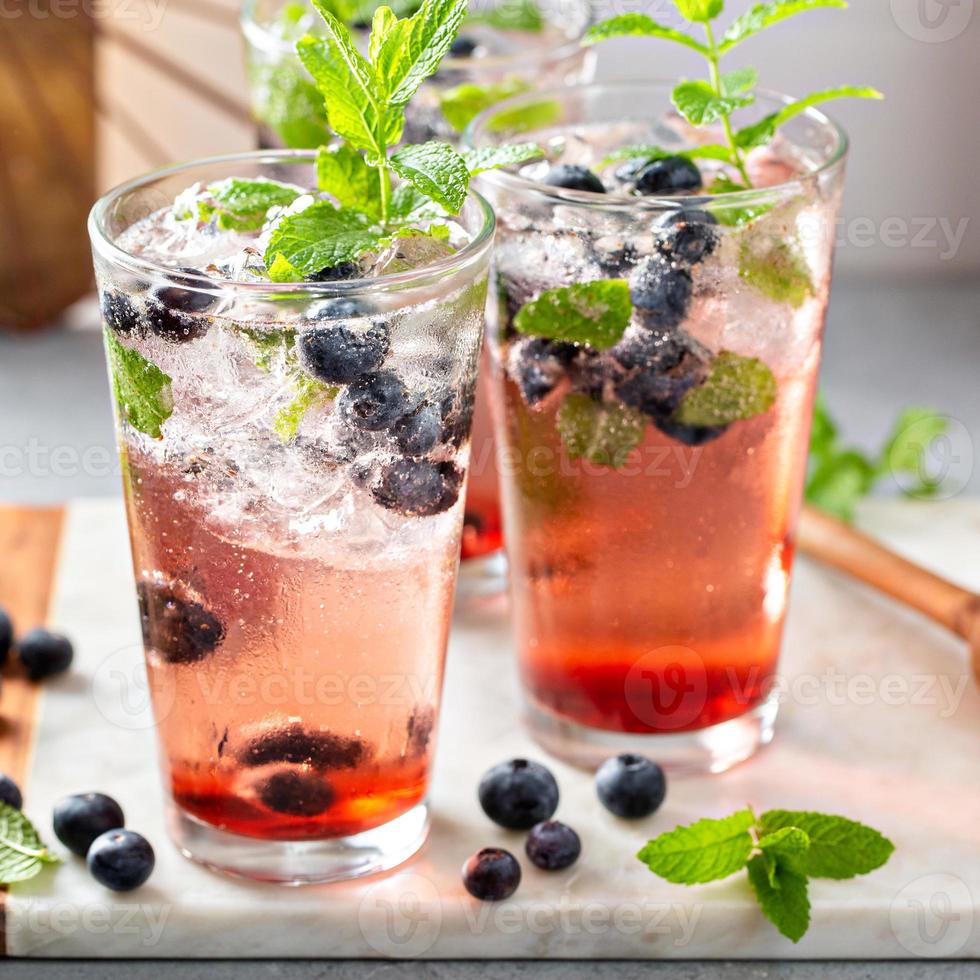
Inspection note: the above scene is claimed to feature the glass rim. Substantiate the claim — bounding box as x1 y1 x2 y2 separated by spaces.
87 149 496 296
462 79 850 211
239 0 590 70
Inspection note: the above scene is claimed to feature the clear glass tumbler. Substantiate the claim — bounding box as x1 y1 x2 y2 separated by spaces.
466 82 847 773
88 150 494 882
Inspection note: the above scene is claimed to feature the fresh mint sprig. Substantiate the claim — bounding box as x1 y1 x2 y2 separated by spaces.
0 803 61 885
584 0 882 189
638 807 894 942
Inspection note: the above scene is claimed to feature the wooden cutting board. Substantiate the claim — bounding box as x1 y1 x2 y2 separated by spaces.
1 498 978 959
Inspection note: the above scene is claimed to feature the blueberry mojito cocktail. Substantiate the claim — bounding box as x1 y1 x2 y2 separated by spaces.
88 0 535 883
466 2 880 772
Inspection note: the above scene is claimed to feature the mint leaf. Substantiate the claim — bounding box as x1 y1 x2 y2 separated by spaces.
514 280 632 350
557 395 645 469
274 374 338 442
805 448 876 521
583 13 709 55
467 0 542 32
758 826 811 867
390 141 470 214
674 0 724 22
636 809 755 885
738 237 813 307
253 60 331 150
673 79 755 126
674 351 778 427
104 330 174 439
758 811 895 880
600 143 735 167
264 202 384 278
486 97 561 134
199 178 301 231
721 66 758 97
747 854 811 943
0 803 60 885
721 0 848 52
462 142 543 174
879 407 948 497
316 145 382 216
439 78 529 132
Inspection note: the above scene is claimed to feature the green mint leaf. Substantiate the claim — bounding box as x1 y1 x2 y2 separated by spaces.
673 351 777 427
674 0 725 23
758 826 811 868
274 374 338 442
0 803 60 885
879 407 948 496
636 809 755 885
804 449 876 521
600 143 735 167
486 97 561 134
104 330 174 439
390 141 470 214
461 142 543 174
439 78 530 132
371 0 468 108
264 202 384 278
388 182 444 223
704 176 775 226
746 853 811 943
252 61 331 150
467 0 542 32
199 178 301 231
735 86 883 150
298 10 387 157
316 145 383 216
514 280 632 350
738 237 813 306
720 0 848 53
673 79 755 126
557 395 646 469
758 810 895 880
583 13 710 54
267 253 305 283
808 393 838 459
721 66 758 97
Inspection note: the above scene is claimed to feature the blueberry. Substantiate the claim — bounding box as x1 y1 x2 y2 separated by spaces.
462 847 522 901
615 350 709 419
393 402 443 456
449 35 478 57
53 793 125 857
439 386 476 449
628 256 692 328
614 157 650 184
478 758 559 830
654 209 719 265
610 326 686 373
238 725 366 770
652 416 728 446
525 820 581 871
101 291 140 336
298 323 390 384
17 628 73 681
634 156 703 195
595 754 666 819
372 459 463 516
257 771 334 817
143 268 219 343
308 297 369 320
0 773 22 810
136 580 225 664
0 605 11 667
87 830 155 891
507 337 572 406
406 704 436 758
542 165 606 194
310 261 360 282
339 370 413 431
155 268 219 314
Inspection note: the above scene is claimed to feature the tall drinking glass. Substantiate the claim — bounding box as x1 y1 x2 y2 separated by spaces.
467 83 847 772
88 151 494 882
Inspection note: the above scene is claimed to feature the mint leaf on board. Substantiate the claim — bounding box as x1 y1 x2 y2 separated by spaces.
0 803 61 885
467 0 542 32
264 202 385 278
720 0 848 52
316 145 383 215
390 141 470 213
757 826 811 868
557 395 646 469
461 142 543 174
199 178 302 231
673 79 755 126
746 853 811 943
675 0 725 22
513 280 632 350
738 237 813 306
274 374 339 442
439 77 530 132
758 811 895 880
674 351 778 427
104 330 174 439
636 809 755 885
583 13 709 54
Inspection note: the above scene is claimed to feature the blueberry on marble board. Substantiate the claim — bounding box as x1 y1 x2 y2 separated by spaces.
53 792 126 857
462 847 522 901
478 758 559 830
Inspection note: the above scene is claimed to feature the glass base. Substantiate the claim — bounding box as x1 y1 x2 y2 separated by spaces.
166 800 429 885
523 692 779 775
455 549 508 600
